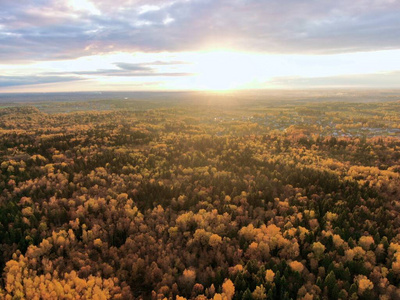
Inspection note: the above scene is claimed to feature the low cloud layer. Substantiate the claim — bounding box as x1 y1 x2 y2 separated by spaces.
1 0 400 62
0 59 192 88
269 71 400 88
0 75 83 87
74 61 194 76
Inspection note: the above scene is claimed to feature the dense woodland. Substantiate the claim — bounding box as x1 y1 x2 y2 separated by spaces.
1 97 400 299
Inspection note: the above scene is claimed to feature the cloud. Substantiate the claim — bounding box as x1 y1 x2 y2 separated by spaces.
141 60 189 65
0 75 84 88
74 70 193 77
73 61 194 76
268 71 400 88
1 0 400 62
0 58 192 89
114 63 152 71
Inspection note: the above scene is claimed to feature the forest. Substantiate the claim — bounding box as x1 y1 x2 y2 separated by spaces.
1 95 400 299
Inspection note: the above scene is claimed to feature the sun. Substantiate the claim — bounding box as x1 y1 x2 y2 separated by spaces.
192 51 261 91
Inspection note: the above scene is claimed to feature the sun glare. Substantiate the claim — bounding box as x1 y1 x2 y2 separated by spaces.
6 49 400 93
192 51 262 91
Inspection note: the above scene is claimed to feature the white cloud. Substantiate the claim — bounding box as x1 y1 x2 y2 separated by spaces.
138 5 161 15
67 0 101 15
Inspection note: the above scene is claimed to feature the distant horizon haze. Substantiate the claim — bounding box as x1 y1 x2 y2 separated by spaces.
1 89 399 105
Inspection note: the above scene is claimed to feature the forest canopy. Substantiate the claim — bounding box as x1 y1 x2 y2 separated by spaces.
1 97 400 299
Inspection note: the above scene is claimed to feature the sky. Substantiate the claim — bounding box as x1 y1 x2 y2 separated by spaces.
0 0 400 92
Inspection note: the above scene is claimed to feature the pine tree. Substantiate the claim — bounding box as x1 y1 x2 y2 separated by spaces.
324 271 338 299
242 289 253 300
